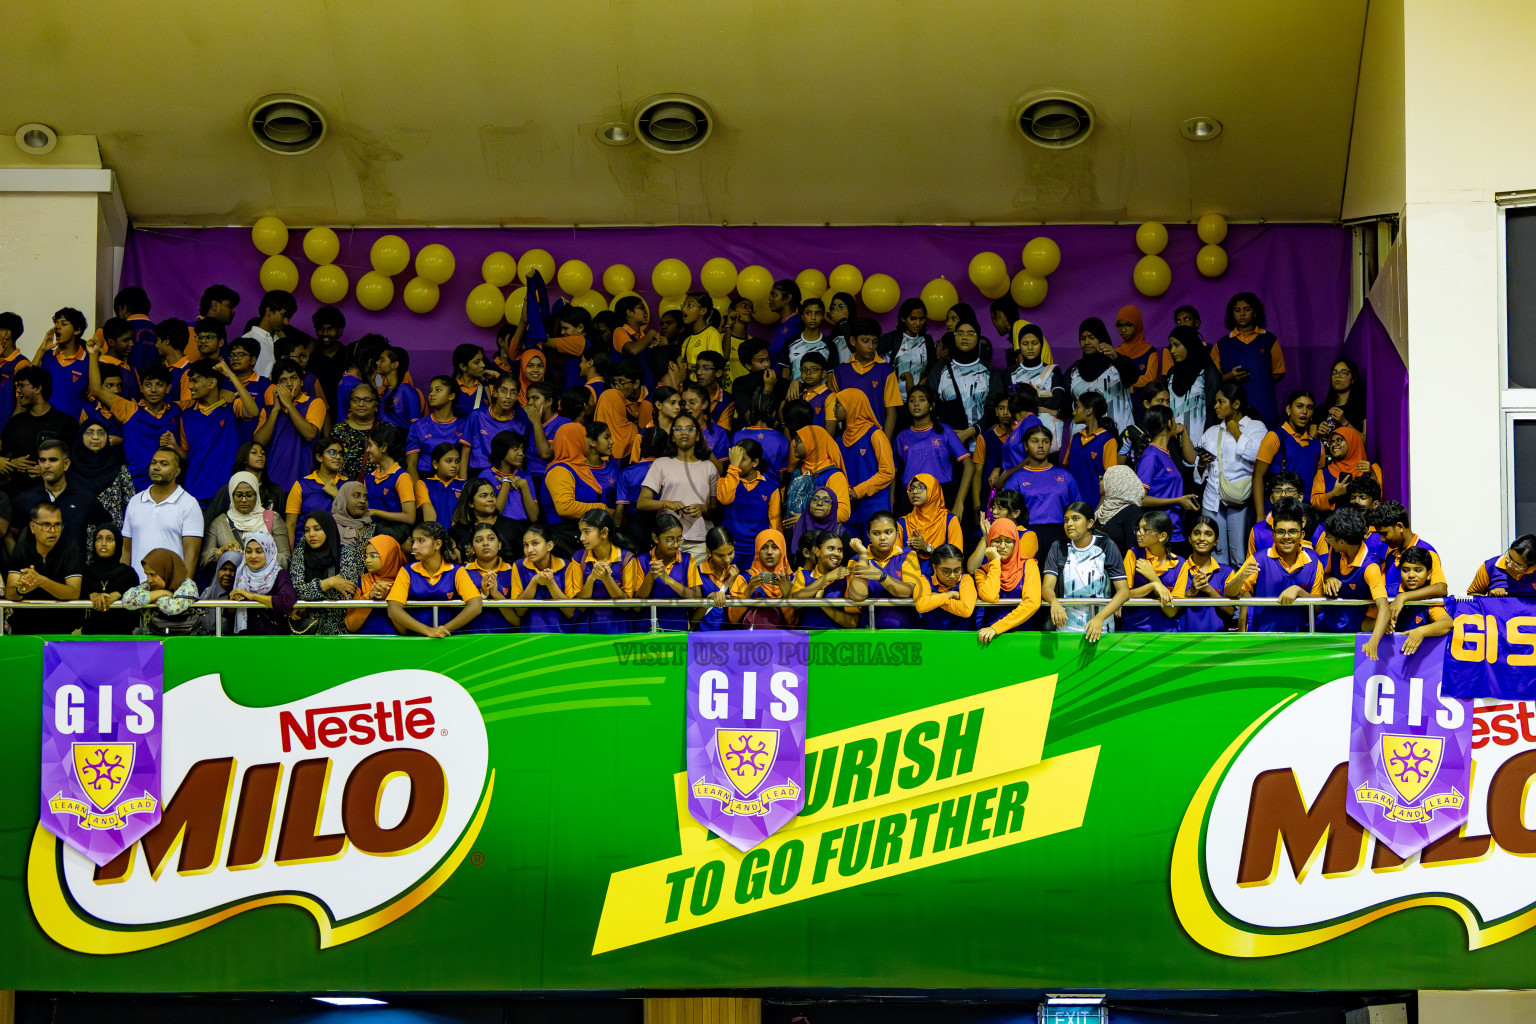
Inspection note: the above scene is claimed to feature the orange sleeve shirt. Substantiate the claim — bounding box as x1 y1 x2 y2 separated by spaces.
852 431 896 499
988 561 1044 635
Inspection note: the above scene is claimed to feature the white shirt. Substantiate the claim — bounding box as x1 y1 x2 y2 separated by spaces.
1192 417 1266 513
122 485 205 580
243 325 276 379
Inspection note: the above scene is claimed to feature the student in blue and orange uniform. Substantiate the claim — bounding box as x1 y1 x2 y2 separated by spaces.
1252 390 1322 522
346 535 406 635
727 528 795 629
845 511 919 629
79 361 125 440
1467 534 1536 597
565 508 634 634
406 376 466 483
691 527 738 632
1215 292 1285 428
1120 510 1186 632
378 345 423 431
85 341 179 490
1247 472 1310 559
1173 514 1237 632
578 345 611 410
415 443 464 523
98 317 141 401
542 421 615 551
973 392 1016 506
788 350 834 429
1011 424 1082 557
785 411 852 526
254 359 328 494
452 344 491 415
487 431 538 525
1226 499 1322 633
693 352 733 427
462 373 530 479
285 438 347 547
897 385 972 511
682 383 731 464
509 524 572 633
386 521 483 638
177 357 258 507
899 473 963 563
1113 305 1161 396
1133 406 1199 550
1061 390 1119 507
0 311 30 431
154 317 192 400
527 383 576 485
789 530 859 629
177 321 226 402
364 423 416 542
715 438 781 568
912 543 977 631
1367 500 1448 624
624 512 700 632
974 517 1043 641
1317 506 1389 658
1396 548 1454 653
463 523 520 634
37 307 91 419
615 427 667 549
829 387 895 541
833 317 903 438
732 392 790 480
1311 426 1380 514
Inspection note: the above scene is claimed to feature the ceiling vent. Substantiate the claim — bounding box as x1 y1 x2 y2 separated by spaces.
632 94 713 155
1015 93 1095 150
248 95 326 155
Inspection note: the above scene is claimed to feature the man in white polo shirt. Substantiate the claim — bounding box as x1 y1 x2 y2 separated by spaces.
121 447 204 580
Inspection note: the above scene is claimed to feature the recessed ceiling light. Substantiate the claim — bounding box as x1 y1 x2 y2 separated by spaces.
312 996 388 1006
1181 116 1223 141
597 122 634 146
15 123 58 156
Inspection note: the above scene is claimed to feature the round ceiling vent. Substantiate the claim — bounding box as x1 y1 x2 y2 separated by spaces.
1014 93 1095 150
248 95 326 155
632 94 713 155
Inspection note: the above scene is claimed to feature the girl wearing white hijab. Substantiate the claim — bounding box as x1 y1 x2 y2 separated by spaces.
229 531 296 634
204 471 291 571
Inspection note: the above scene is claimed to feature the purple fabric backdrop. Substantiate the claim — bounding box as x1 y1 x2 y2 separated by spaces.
1340 300 1409 503
122 222 1351 397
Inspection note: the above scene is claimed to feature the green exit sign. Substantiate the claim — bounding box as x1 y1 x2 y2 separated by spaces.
1038 1006 1106 1024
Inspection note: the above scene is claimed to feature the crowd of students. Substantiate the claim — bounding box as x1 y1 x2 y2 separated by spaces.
0 278 1529 647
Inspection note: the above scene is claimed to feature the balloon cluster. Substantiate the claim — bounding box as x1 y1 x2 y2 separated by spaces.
1195 214 1228 278
1133 223 1172 297
965 238 1060 312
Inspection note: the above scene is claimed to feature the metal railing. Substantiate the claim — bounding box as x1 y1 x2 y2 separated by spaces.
0 596 1430 636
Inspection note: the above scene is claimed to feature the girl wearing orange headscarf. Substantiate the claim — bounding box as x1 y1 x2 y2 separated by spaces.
541 421 615 539
789 424 851 529
899 473 962 562
346 535 405 634
594 377 652 465
828 388 895 538
1114 304 1159 390
517 349 547 404
728 528 795 628
974 518 1043 642
1310 425 1380 512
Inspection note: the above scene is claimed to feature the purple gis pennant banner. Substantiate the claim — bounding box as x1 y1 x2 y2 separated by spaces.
40 641 164 866
687 631 808 853
1347 634 1473 858
1442 596 1536 700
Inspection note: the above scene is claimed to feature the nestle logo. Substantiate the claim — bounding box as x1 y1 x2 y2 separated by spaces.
279 697 437 753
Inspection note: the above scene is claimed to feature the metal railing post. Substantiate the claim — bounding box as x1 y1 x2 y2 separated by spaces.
866 603 876 631
650 605 659 633
1307 602 1316 634
433 605 440 628
215 609 222 637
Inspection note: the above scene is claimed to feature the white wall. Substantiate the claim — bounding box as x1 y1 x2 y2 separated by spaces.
0 193 103 357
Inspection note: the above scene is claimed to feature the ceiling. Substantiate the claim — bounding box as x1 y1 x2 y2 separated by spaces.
3 0 1370 226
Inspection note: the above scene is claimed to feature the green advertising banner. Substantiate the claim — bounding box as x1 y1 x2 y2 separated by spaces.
3 632 1534 992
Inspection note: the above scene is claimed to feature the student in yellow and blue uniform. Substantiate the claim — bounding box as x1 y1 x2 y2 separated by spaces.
1468 534 1536 598
1173 514 1237 632
624 512 699 632
973 517 1043 642
691 526 737 632
565 509 634 634
1253 390 1322 522
846 511 920 629
86 345 180 489
1225 499 1323 633
788 530 859 630
509 523 572 634
1316 505 1389 659
364 423 417 542
386 521 484 638
911 543 977 630
1120 510 1186 632
1396 547 1453 653
1367 500 1448 624
414 443 464 523
715 438 781 570
177 357 259 506
463 523 519 634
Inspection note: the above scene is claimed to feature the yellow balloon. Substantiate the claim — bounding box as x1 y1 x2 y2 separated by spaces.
1010 270 1047 308
251 216 288 257
370 235 410 276
861 273 901 314
482 251 518 288
608 290 643 312
1197 212 1229 246
659 295 684 315
603 264 636 295
737 265 773 302
310 264 349 305
978 276 1010 300
700 257 738 297
829 264 864 295
302 227 339 265
1021 237 1061 276
1196 244 1229 278
796 268 828 303
415 244 456 285
355 270 395 311
1136 222 1169 257
713 295 732 317
968 252 1008 292
1133 254 1172 297
572 289 608 316
259 255 299 293
752 298 781 325
557 259 593 296
505 287 528 323
920 277 959 320
518 248 556 285
403 276 440 314
465 282 504 327
822 288 838 308
652 258 692 298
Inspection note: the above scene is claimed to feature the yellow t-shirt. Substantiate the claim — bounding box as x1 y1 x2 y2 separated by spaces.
681 326 724 370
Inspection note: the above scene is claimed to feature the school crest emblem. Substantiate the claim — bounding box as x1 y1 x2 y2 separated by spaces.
717 728 780 797
1382 734 1443 804
72 742 135 812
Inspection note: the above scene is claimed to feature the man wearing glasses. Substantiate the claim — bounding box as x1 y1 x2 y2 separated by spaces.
11 439 109 554
4 502 84 634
